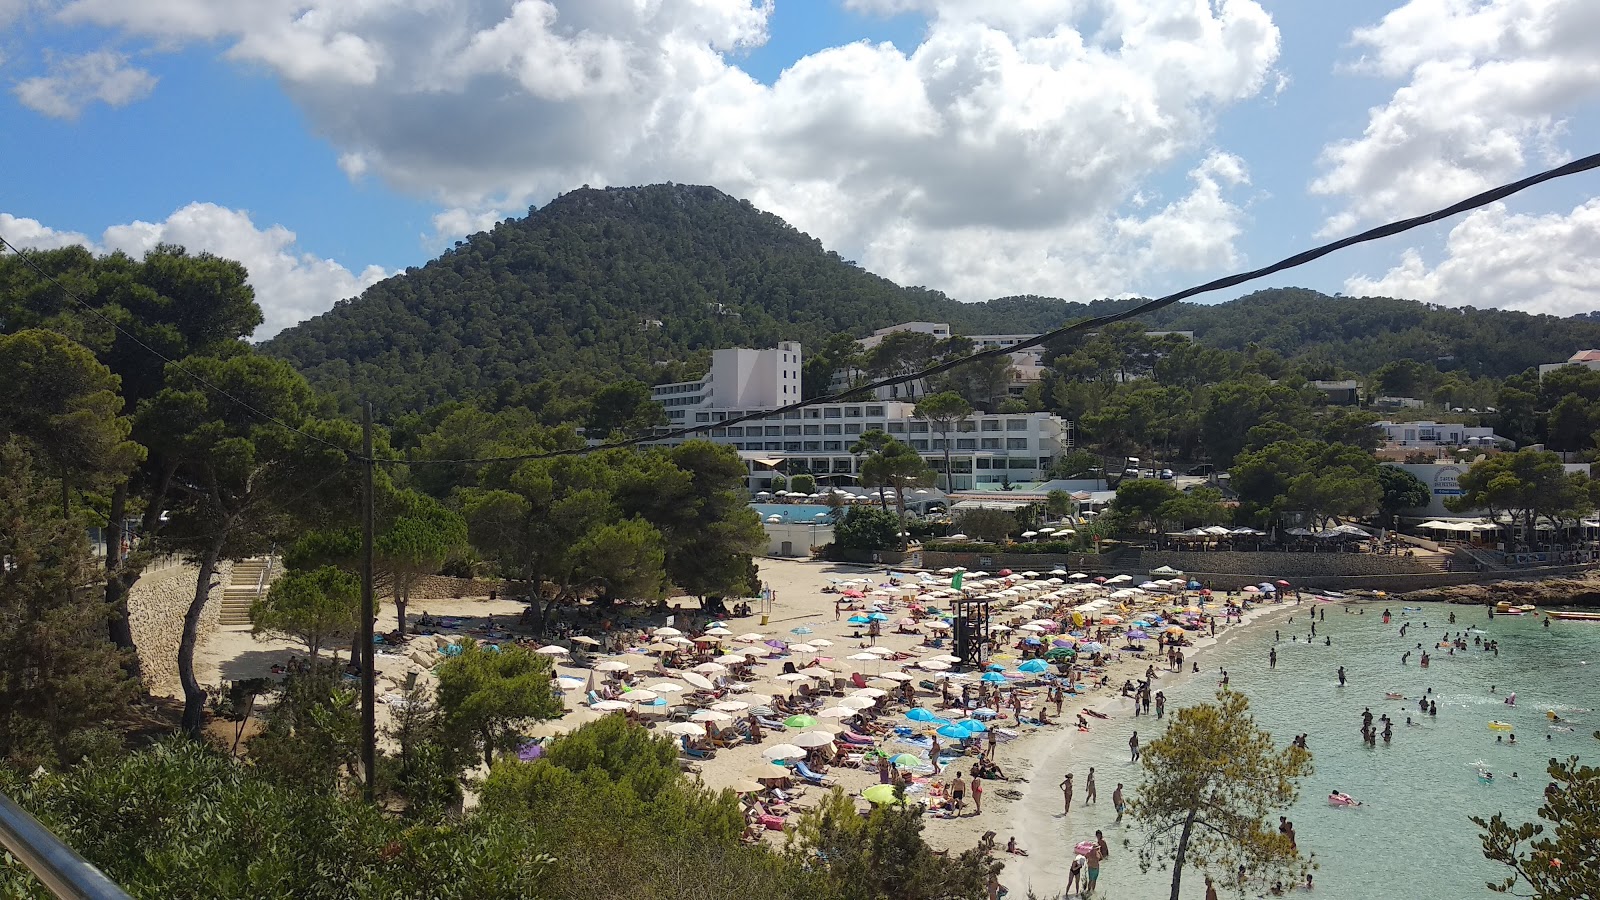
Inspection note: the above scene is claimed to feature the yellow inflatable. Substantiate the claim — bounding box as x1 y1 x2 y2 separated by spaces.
1488 721 1514 731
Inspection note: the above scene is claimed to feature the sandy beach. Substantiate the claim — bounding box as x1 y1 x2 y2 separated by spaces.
171 554 1302 881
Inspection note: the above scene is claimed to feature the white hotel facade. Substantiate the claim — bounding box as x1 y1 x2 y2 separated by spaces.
648 341 1074 491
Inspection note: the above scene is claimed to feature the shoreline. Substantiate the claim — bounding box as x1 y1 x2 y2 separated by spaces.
948 598 1301 895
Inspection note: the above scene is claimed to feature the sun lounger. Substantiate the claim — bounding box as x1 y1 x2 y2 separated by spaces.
838 730 875 746
792 760 833 786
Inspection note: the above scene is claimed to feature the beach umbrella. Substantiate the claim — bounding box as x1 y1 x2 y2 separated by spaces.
785 714 819 728
1276 579 1291 586
852 687 888 698
593 660 631 672
570 635 600 646
645 642 676 652
763 743 807 761
1045 648 1074 661
919 659 951 671
890 753 922 767
591 700 629 711
847 615 871 625
839 695 876 709
775 672 814 684
661 722 705 737
906 707 939 722
808 638 834 647
981 672 1007 684
691 709 733 723
693 662 728 674
879 671 913 682
713 700 750 713
959 719 989 733
1187 581 1202 590
1127 629 1150 640
1018 659 1049 674
736 632 766 642
750 763 793 781
867 613 890 622
681 672 716 691
729 780 766 794
790 626 813 635
739 645 771 657
793 731 835 748
623 689 659 703
936 724 973 740
646 682 685 693
654 627 682 637
926 620 951 631
862 784 900 805
1078 642 1104 654
817 706 856 719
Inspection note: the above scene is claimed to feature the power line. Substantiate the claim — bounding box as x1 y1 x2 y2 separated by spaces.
401 149 1600 467
0 236 361 459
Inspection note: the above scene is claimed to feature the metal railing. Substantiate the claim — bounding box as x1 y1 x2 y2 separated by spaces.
0 790 131 899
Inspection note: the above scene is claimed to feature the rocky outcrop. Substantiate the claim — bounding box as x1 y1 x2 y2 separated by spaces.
127 560 232 696
1402 574 1600 607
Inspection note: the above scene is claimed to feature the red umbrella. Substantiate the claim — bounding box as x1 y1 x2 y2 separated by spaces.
1198 589 1212 596
843 590 864 598
998 568 1013 577
1276 579 1291 586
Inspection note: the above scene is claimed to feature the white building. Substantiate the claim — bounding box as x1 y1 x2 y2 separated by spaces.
1376 420 1508 449
1538 349 1600 378
647 341 1075 490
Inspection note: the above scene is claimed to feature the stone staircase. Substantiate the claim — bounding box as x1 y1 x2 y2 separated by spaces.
218 557 274 626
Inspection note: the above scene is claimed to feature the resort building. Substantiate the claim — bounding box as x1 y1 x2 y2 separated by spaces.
647 341 1076 491
1538 349 1600 378
1374 420 1508 449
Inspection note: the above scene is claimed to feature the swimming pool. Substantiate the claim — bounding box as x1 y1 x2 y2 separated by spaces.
749 503 839 523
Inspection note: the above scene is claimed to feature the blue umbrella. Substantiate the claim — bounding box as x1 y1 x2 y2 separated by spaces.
981 672 1008 683
936 724 973 740
987 663 1005 672
790 626 813 635
959 718 989 733
1018 659 1049 674
1079 642 1104 654
867 612 890 621
847 615 871 625
906 707 938 722
1187 581 1202 589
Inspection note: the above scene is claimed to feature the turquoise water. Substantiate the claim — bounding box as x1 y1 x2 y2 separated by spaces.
1012 602 1600 899
750 503 837 522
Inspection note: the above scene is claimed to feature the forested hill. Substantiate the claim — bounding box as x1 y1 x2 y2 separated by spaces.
266 183 1600 414
265 184 982 413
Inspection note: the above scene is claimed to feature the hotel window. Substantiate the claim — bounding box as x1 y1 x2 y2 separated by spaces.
976 458 991 469
1008 458 1033 470
784 425 802 436
824 423 841 435
711 428 727 437
833 459 852 472
805 408 821 419
826 408 843 418
981 438 1001 449
765 442 783 451
865 406 884 416
784 442 801 451
981 420 1001 432
764 426 782 436
803 425 821 435
957 438 976 450
823 441 842 451
958 420 977 432
910 440 929 450
844 407 860 417
909 421 929 433
887 422 906 434
803 442 822 451
1006 419 1028 431
1007 438 1029 450
695 413 710 423
843 423 862 435
726 427 743 437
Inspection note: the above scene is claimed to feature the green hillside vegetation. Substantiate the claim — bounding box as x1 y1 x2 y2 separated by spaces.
265 184 1600 418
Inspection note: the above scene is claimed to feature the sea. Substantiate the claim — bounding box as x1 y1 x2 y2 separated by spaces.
1001 601 1600 899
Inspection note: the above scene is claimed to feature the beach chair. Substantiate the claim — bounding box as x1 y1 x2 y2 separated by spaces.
851 673 870 690
839 730 875 746
792 760 833 786
756 716 787 731
679 736 714 760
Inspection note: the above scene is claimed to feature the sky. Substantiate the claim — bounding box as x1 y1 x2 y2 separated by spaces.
2 0 1599 340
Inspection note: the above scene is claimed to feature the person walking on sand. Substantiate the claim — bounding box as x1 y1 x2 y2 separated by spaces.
1129 731 1140 762
1085 767 1097 804
951 771 967 816
1066 854 1085 896
971 775 983 814
1060 772 1075 813
1155 691 1166 719
930 735 941 776
1084 843 1102 896
1113 783 1125 822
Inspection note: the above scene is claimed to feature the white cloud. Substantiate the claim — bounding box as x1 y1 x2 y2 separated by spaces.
1344 199 1600 316
2 204 387 338
12 50 157 118
60 0 1283 312
1313 0 1600 234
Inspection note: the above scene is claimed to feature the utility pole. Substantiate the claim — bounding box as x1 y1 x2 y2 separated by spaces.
360 401 377 803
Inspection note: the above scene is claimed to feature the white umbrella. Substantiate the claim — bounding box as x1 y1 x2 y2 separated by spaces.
717 653 748 664
919 659 951 671
661 722 704 737
817 706 856 719
839 695 876 709
713 700 751 713
789 644 819 655
739 645 771 657
535 645 569 656
793 731 837 748
591 700 629 711
624 689 659 703
570 635 601 646
926 620 951 631
681 672 716 691
848 652 882 662
654 626 683 637
864 646 896 656
808 638 834 647
693 662 728 674
851 687 888 698
775 672 814 683
1070 573 1088 579
763 743 806 761
878 671 913 682
593 660 631 672
646 682 685 693
736 633 767 642
691 709 733 723
667 636 695 645
929 654 961 663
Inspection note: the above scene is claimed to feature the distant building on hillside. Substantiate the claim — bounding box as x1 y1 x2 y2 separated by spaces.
1374 396 1426 410
1311 380 1361 406
1538 349 1600 377
1373 421 1511 462
647 341 1075 490
844 321 1193 400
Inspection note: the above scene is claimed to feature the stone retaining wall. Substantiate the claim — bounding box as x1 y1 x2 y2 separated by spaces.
411 574 515 599
915 549 1127 571
1135 550 1437 579
127 560 231 696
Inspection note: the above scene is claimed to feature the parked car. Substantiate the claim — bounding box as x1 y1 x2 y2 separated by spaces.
1159 469 1174 480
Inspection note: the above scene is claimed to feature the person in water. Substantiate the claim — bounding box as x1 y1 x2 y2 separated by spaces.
1337 666 1347 686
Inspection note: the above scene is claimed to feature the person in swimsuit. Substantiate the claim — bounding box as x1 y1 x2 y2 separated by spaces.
950 771 966 815
1060 773 1074 814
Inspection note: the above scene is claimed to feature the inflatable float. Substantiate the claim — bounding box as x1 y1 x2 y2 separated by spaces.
1488 721 1514 731
1327 792 1362 807
1385 693 1405 700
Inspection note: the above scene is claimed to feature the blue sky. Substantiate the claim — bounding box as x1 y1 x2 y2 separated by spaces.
3 0 1598 337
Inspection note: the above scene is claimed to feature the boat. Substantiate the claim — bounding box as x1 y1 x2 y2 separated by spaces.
1546 611 1600 622
1494 601 1527 616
